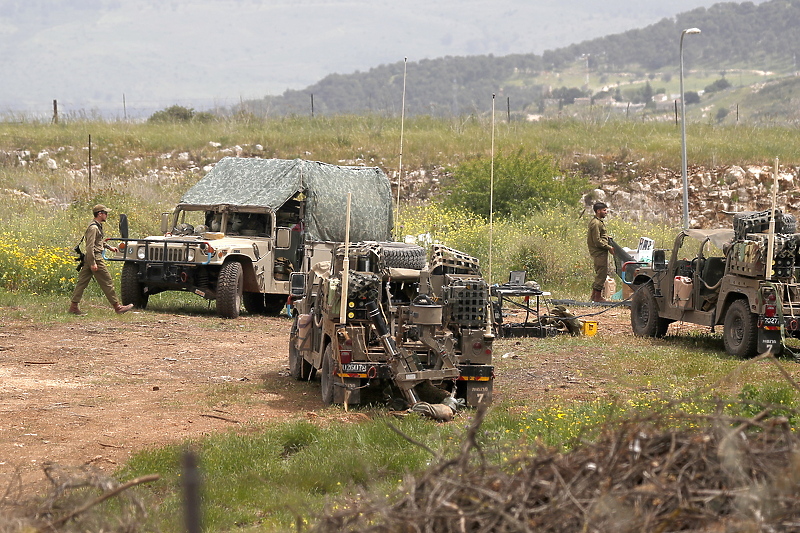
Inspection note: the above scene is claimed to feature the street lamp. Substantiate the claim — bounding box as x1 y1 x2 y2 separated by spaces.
680 27 701 230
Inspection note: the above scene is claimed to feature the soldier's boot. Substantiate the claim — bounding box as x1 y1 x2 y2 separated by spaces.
114 303 134 314
68 302 85 315
591 289 609 303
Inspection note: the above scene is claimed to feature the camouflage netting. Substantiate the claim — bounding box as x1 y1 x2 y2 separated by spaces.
312 405 800 532
179 157 393 242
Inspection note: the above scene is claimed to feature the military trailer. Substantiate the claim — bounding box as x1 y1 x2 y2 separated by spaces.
627 209 800 357
108 157 393 318
289 242 495 409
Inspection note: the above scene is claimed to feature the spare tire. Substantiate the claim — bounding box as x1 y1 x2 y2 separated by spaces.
380 242 426 270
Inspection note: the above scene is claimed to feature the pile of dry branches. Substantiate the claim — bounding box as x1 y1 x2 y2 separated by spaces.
0 464 158 533
313 405 800 532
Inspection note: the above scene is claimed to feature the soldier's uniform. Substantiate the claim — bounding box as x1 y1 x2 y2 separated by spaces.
69 205 133 315
587 213 613 297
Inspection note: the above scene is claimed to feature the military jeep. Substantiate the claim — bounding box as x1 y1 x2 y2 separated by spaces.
627 209 800 357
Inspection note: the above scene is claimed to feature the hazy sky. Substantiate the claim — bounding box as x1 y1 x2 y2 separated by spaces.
0 0 764 118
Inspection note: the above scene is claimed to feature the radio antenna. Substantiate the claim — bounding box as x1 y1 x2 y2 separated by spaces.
395 57 407 241
489 94 496 285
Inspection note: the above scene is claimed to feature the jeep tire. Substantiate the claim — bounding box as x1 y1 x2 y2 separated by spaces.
320 343 335 405
723 298 758 358
631 281 670 338
289 316 314 380
217 261 243 319
121 262 149 309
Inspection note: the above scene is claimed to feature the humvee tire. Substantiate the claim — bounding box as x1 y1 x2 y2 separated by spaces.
121 262 149 309
243 292 266 314
217 261 243 319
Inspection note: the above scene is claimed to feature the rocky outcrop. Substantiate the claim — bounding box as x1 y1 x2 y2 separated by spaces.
583 165 800 228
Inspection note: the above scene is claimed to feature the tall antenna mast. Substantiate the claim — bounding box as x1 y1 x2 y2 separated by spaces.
489 94 496 285
395 57 408 241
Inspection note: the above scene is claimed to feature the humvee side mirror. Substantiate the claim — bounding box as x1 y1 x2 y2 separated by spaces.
119 213 129 240
276 227 291 249
290 272 306 297
160 213 171 234
653 249 667 271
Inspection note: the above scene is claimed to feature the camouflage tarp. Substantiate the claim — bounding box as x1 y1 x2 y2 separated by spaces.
179 157 393 242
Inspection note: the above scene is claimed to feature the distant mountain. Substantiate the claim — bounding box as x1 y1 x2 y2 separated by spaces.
241 0 799 120
0 0 762 118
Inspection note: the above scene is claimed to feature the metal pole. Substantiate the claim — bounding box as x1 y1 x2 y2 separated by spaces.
766 158 778 280
340 192 352 325
680 27 700 230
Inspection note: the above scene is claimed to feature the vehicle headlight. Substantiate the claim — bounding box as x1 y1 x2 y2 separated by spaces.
137 247 146 260
187 248 196 262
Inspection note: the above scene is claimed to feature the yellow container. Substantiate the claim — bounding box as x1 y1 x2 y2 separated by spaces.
582 320 598 336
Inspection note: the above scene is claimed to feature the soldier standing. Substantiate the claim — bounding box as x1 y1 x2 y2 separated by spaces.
587 202 613 303
69 204 134 315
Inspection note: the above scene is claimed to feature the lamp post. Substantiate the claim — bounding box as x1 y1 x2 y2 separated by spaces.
680 27 701 230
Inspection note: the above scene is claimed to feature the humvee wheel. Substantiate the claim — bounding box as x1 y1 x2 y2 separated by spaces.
289 317 314 381
243 292 266 314
723 298 758 358
631 282 670 338
121 262 149 309
217 261 243 319
320 343 336 405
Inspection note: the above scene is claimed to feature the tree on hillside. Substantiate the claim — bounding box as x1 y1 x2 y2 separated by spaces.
704 78 732 94
441 150 589 219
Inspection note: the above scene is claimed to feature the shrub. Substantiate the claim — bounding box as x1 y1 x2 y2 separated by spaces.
440 150 589 219
148 105 216 123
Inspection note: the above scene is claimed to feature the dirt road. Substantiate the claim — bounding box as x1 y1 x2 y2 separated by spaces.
0 305 634 494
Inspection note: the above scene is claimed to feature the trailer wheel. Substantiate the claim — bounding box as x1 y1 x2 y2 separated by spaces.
723 298 758 358
217 261 243 319
631 281 670 338
243 292 266 314
121 262 148 309
320 343 336 405
288 316 314 380
381 242 426 270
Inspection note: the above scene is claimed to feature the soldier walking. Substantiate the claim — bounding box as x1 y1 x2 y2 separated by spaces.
69 204 134 315
587 202 613 303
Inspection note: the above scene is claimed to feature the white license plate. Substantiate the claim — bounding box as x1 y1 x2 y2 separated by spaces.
763 317 780 326
341 363 369 373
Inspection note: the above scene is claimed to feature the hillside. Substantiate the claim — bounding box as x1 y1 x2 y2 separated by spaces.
0 0 733 119
242 0 800 122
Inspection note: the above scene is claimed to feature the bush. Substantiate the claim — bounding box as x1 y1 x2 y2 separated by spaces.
684 91 701 105
440 150 589 219
148 105 216 123
704 78 732 94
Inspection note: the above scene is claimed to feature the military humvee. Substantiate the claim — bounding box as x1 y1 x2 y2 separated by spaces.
107 157 393 318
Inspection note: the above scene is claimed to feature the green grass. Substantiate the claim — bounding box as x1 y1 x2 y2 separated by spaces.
111 362 800 532
4 116 800 530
